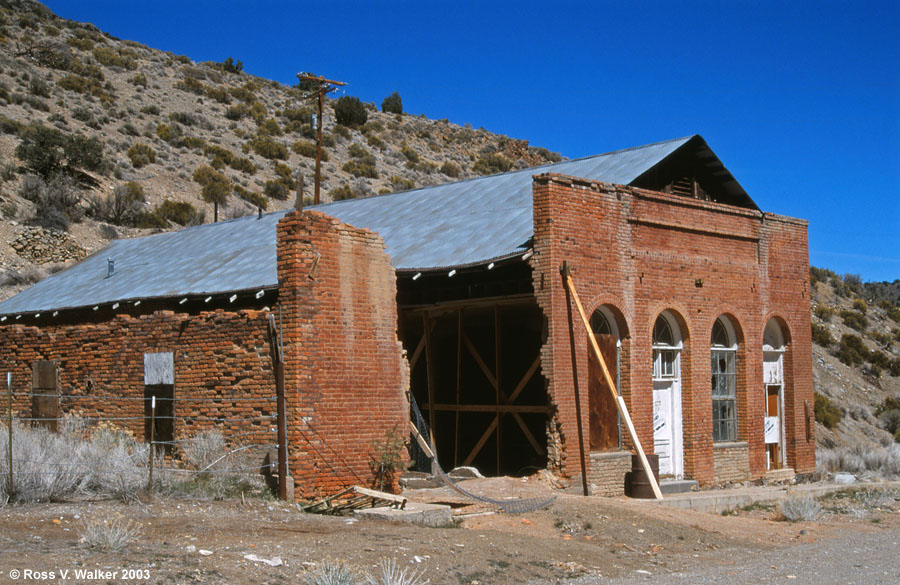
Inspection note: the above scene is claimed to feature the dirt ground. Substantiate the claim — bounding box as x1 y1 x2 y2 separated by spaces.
0 478 898 585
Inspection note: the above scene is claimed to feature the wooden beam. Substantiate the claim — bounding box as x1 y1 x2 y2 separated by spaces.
463 416 498 466
408 335 426 370
495 305 501 475
463 333 498 391
561 265 663 500
422 312 437 449
455 309 463 467
432 404 549 413
400 294 534 314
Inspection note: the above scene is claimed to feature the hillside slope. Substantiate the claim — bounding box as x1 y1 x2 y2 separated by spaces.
0 0 561 298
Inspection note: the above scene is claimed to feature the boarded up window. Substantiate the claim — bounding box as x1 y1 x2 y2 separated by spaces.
144 352 174 446
31 360 58 431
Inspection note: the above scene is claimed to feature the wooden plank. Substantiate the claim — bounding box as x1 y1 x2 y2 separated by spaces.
495 305 501 476
409 421 435 458
353 486 407 508
422 312 437 446
432 404 549 413
32 360 56 389
563 270 663 500
454 309 462 467
463 416 498 466
507 355 540 405
463 334 498 391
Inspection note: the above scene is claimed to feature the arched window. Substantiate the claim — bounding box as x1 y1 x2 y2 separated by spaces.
652 313 680 379
590 306 619 337
711 316 738 442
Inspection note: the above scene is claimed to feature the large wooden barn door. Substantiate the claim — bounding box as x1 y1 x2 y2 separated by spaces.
402 300 548 476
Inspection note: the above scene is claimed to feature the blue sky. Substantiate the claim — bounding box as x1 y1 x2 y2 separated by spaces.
43 1 900 283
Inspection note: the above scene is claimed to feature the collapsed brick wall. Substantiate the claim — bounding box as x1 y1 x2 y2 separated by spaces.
0 309 275 446
276 210 409 499
531 174 815 485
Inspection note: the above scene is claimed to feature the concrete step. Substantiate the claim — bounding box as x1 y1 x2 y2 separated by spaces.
660 479 698 494
355 502 454 527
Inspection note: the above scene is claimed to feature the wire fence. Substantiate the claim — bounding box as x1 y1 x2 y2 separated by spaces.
2 388 282 503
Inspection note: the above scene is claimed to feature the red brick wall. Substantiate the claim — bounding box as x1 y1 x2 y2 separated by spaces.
276 210 409 498
532 174 815 484
0 309 276 445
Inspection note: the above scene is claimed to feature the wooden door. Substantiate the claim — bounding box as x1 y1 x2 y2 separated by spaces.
588 334 618 451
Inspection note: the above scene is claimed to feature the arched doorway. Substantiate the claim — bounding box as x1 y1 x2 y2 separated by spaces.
763 318 787 470
652 311 684 478
588 306 624 452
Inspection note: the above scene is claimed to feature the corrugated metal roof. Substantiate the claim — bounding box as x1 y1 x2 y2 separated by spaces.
0 135 696 315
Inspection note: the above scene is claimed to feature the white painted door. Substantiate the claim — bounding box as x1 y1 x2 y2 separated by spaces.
653 381 674 475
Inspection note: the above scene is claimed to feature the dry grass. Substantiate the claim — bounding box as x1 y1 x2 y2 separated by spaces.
779 494 822 522
78 514 141 551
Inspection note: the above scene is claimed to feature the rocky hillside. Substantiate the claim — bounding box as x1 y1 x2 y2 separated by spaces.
0 0 561 298
810 269 900 455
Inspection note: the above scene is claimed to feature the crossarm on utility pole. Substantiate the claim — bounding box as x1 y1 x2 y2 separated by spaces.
561 265 663 500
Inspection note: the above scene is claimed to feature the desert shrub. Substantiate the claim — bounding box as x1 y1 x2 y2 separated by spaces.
818 443 900 477
127 143 156 168
220 56 243 74
534 146 562 162
334 96 367 127
440 161 461 178
233 185 267 210
169 111 197 126
366 134 384 150
0 266 46 286
88 181 145 226
225 103 249 120
282 107 312 124
473 152 512 175
56 73 112 101
28 77 50 97
183 430 226 472
887 307 900 323
389 175 415 191
79 516 141 551
138 104 159 116
814 393 843 429
257 117 282 136
853 298 868 314
204 84 230 104
92 47 137 70
20 174 83 230
130 72 147 87
152 199 204 226
381 91 402 114
779 494 821 522
879 410 900 436
330 184 357 201
811 323 834 347
274 162 294 188
0 114 22 135
332 124 350 140
263 179 289 200
292 140 319 160
840 309 868 332
343 158 378 179
365 559 427 585
303 562 357 585
174 76 205 95
813 305 834 321
399 143 419 165
16 124 105 179
250 137 287 160
835 333 866 367
229 82 259 103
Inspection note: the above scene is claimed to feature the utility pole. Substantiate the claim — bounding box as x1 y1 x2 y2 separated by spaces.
296 73 346 205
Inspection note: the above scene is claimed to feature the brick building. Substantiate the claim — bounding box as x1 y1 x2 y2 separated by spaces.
0 135 815 496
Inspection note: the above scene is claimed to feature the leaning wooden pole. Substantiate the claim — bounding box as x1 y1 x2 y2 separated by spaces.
560 262 663 500
561 270 590 496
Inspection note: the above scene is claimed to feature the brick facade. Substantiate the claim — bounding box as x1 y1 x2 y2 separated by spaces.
531 174 815 486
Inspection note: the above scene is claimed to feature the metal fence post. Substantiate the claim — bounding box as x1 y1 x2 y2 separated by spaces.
147 396 155 495
6 372 12 500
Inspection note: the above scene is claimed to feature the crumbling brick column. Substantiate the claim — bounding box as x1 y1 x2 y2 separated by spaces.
276 210 409 498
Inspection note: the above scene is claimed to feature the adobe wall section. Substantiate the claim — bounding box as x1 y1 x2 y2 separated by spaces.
276 210 409 498
531 174 815 485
